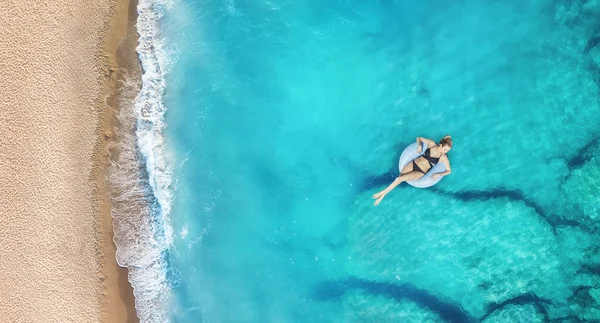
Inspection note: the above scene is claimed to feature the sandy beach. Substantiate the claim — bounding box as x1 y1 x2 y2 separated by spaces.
0 0 139 322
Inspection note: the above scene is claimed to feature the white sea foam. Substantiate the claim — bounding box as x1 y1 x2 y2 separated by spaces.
106 0 177 322
180 224 188 239
135 0 176 246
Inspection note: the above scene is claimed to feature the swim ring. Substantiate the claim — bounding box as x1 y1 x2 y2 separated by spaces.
398 142 447 188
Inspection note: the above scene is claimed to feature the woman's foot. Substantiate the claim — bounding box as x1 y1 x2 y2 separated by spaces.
374 195 385 206
372 191 384 199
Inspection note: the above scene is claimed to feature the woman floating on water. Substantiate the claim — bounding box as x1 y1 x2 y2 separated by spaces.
372 135 453 206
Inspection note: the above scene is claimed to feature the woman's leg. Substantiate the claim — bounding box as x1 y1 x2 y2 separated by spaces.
371 161 415 200
372 171 424 206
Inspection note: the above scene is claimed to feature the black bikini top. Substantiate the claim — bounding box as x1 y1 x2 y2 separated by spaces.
423 147 441 166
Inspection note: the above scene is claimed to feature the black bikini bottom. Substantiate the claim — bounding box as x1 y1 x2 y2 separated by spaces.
413 160 427 174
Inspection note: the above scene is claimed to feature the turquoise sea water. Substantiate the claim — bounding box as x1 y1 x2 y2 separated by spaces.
126 0 600 322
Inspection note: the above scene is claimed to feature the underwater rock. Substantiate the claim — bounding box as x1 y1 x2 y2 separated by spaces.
589 44 600 70
567 286 600 321
314 278 474 322
582 0 600 17
348 189 567 318
480 303 545 323
562 154 600 222
341 290 445 322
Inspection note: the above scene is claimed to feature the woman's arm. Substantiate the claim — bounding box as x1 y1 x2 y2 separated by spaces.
440 157 451 176
432 156 451 179
417 137 437 148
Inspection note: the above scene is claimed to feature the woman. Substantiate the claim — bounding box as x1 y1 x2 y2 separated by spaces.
372 135 453 206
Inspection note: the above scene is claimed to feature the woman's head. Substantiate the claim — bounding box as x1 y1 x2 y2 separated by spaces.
439 135 452 153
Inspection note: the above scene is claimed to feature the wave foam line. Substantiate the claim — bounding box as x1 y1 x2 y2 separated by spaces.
106 0 175 322
135 0 174 240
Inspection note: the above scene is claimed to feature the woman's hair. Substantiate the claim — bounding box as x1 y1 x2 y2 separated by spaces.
440 135 453 147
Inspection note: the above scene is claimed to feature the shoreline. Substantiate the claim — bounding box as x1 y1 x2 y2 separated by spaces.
105 0 176 320
99 0 141 322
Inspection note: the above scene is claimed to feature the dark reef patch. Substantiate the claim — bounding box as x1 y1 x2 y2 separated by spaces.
313 277 476 323
314 277 557 323
431 188 582 234
480 292 551 322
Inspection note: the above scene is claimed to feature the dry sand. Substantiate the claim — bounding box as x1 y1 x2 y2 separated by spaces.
0 0 139 322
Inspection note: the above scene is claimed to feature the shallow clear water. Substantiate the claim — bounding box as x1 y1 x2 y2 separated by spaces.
133 0 600 321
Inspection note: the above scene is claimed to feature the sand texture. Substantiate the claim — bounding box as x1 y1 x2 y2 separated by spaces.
0 0 137 322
